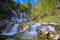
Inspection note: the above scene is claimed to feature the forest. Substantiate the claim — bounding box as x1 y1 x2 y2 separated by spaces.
0 0 60 23
0 0 60 40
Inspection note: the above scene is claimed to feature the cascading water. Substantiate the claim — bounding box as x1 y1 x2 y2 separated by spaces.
11 10 18 17
40 26 47 31
10 10 18 22
16 12 27 22
11 10 27 22
0 23 20 38
16 12 23 22
0 10 22 38
22 23 42 39
46 26 55 32
0 9 56 40
30 23 41 31
10 17 17 22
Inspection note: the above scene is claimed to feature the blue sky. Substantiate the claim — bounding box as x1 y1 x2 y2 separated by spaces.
14 0 38 4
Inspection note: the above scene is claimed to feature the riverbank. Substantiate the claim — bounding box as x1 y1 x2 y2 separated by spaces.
34 9 60 23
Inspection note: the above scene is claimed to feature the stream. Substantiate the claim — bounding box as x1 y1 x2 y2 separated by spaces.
0 10 60 40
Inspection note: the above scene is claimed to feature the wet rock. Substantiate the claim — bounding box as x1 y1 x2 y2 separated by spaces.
0 21 9 34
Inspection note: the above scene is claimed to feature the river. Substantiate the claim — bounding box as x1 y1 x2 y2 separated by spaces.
0 10 60 40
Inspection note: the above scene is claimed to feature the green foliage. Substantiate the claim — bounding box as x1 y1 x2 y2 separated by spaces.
0 0 31 21
36 35 51 40
19 2 31 13
0 0 59 23
31 0 56 21
0 0 19 21
38 13 60 23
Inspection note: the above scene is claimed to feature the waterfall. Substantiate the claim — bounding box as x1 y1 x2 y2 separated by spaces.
10 10 18 22
30 23 41 31
0 23 20 38
16 12 23 22
10 17 17 22
20 12 23 21
11 10 27 22
12 10 18 17
22 23 41 38
40 26 47 31
20 12 27 22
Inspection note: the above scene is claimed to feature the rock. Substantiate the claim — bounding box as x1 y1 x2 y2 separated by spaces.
42 31 48 35
49 32 55 39
53 35 60 40
0 21 9 34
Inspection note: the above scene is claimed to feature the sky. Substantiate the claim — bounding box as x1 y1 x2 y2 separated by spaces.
14 0 38 4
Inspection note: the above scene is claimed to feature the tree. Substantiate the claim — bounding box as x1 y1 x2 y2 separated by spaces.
0 0 19 21
31 0 56 20
19 2 31 13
